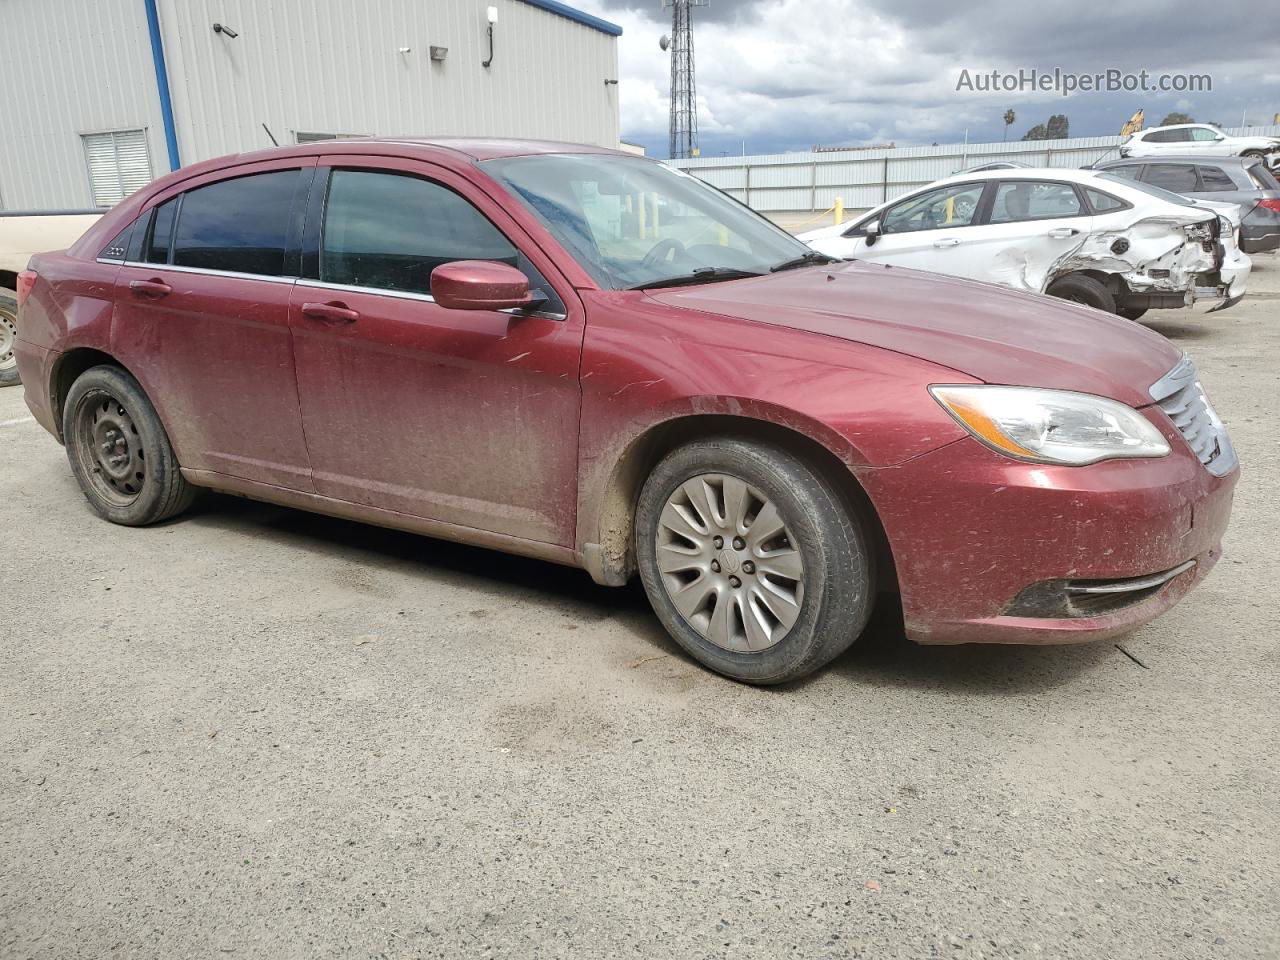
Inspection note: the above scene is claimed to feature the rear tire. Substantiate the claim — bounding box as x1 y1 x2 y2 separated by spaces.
62 365 196 526
1047 274 1117 314
1118 306 1148 321
635 437 874 684
0 288 20 387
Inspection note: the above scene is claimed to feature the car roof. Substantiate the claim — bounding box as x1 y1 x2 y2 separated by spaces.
1096 155 1255 168
152 137 630 186
928 167 1113 187
1142 123 1219 132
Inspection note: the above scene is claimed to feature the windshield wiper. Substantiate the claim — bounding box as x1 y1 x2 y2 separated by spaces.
770 251 837 272
627 267 762 291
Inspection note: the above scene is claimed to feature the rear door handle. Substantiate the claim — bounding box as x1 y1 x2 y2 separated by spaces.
301 301 360 323
932 237 961 248
1048 227 1081 238
129 278 172 298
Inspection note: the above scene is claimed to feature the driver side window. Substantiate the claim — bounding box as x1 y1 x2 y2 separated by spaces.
881 183 986 234
1189 127 1220 142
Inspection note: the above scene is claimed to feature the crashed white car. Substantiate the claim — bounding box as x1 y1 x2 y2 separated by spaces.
801 168 1250 319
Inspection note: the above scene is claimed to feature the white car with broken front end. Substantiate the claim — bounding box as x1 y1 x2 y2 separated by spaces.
801 168 1250 320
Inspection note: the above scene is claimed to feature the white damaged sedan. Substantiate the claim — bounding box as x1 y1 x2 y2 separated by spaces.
801 168 1250 320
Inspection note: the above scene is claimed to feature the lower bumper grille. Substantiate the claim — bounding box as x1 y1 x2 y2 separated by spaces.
1006 560 1197 619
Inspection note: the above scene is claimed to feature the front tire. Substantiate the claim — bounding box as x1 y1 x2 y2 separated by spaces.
62 365 195 525
1118 306 1148 321
1047 274 1117 314
635 438 873 684
0 288 20 387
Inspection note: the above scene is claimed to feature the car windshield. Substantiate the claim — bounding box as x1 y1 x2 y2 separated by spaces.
482 153 815 289
1096 172 1198 207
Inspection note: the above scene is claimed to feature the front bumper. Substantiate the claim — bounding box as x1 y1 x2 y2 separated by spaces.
858 425 1237 646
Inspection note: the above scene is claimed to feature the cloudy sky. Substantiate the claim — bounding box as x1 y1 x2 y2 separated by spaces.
574 0 1280 158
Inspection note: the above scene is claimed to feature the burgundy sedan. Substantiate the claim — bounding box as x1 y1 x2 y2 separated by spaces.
14 139 1237 684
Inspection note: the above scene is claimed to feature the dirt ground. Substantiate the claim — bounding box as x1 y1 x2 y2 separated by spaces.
2 255 1278 959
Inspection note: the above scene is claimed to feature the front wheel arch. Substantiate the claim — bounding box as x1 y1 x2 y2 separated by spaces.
584 412 898 595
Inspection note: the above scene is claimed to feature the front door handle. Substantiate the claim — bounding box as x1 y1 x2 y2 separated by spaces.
1048 227 1081 239
932 237 961 248
129 278 172 298
301 301 360 323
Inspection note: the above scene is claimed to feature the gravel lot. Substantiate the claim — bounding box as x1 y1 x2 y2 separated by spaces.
3 256 1278 959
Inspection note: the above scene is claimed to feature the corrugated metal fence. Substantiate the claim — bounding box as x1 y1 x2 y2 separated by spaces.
670 126 1280 217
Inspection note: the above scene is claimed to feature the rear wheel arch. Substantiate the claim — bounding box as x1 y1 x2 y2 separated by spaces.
583 412 897 593
52 349 135 441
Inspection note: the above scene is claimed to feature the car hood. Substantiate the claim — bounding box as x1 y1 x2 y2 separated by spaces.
646 260 1182 408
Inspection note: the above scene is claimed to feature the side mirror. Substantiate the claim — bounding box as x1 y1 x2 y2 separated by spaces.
863 219 882 246
431 260 539 311
1213 134 1226 142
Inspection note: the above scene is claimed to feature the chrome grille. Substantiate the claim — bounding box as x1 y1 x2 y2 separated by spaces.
1149 356 1236 476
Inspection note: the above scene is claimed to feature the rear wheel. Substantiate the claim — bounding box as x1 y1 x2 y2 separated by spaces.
635 437 873 684
1047 274 1117 314
62 365 195 525
0 288 19 387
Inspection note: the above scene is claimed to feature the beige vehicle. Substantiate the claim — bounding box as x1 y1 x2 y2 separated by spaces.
0 212 102 386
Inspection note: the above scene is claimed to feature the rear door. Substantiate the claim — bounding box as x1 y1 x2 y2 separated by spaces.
949 179 1094 292
113 159 316 489
856 181 990 275
288 157 584 546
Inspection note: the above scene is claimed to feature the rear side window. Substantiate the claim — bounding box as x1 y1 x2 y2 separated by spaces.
1085 188 1128 213
1248 164 1280 191
989 181 1083 223
1196 166 1237 191
1104 165 1143 181
1144 164 1199 193
171 170 299 276
320 169 518 295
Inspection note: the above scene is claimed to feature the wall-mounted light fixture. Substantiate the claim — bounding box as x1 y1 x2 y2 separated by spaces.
212 22 239 38
482 6 497 68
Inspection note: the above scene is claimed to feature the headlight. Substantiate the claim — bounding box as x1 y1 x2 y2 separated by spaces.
930 385 1170 466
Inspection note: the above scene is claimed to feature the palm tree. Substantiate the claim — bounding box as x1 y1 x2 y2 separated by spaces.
1003 109 1016 142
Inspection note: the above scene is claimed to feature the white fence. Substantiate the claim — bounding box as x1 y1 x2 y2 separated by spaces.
670 125 1280 217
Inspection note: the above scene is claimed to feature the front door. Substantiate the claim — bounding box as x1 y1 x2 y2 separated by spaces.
112 161 316 489
289 159 584 546
857 181 989 276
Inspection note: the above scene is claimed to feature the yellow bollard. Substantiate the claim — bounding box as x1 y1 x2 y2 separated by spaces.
637 192 647 239
834 197 844 225
717 225 729 246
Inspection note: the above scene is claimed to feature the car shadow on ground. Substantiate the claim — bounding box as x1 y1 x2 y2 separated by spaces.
186 492 1124 694
1142 317 1214 341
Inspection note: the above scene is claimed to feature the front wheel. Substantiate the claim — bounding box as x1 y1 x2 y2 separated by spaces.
0 288 20 387
62 365 196 525
635 438 874 684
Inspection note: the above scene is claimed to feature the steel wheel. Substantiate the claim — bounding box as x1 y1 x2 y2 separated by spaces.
72 390 147 506
0 308 16 375
655 472 805 653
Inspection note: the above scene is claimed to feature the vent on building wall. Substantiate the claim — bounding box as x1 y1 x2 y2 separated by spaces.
82 130 152 207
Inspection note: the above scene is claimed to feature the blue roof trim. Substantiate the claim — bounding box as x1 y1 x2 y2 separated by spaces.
516 0 623 36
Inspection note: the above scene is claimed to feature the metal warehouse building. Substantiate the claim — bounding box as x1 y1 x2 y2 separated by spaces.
0 0 622 211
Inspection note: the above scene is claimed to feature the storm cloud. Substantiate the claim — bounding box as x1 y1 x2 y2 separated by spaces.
576 0 1279 157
